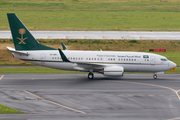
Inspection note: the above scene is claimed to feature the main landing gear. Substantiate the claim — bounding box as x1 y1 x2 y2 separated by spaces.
153 74 157 79
88 72 94 79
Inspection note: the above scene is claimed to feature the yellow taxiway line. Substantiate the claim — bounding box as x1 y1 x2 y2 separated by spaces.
108 80 180 100
0 75 4 80
167 117 180 120
0 74 85 114
22 90 86 114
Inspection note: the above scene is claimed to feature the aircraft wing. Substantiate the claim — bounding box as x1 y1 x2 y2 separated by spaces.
58 48 105 71
6 47 29 56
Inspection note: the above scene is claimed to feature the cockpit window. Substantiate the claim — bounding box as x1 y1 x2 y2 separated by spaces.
161 58 168 61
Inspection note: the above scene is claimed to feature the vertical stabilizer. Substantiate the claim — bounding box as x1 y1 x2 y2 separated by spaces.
7 13 56 50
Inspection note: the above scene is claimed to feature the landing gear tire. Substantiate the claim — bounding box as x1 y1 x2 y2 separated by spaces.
153 74 157 79
88 72 94 79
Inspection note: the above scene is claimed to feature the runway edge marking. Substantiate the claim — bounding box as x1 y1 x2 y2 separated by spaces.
109 80 180 100
22 90 86 114
0 75 4 80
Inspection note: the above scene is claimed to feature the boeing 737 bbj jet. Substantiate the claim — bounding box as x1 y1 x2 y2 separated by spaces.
6 13 176 79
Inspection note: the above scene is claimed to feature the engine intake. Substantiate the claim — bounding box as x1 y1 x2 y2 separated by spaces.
103 66 124 76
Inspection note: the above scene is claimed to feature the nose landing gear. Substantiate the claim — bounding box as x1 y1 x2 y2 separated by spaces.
153 74 157 79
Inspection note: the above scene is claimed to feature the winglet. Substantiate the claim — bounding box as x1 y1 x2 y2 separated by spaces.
61 43 68 50
58 48 70 62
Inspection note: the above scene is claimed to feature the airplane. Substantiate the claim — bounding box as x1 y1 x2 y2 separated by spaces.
6 13 176 79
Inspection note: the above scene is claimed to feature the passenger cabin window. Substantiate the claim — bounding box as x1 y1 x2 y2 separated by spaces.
144 59 149 61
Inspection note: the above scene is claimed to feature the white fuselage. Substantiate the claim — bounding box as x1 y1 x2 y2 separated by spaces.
12 50 176 73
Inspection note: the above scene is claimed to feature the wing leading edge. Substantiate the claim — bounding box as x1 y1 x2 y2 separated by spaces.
58 48 106 71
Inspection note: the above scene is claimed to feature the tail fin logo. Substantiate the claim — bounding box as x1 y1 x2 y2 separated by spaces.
16 28 28 44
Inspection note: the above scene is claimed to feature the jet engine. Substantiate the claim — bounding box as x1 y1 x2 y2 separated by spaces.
103 66 124 77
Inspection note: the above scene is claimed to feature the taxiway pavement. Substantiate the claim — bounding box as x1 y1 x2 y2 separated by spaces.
0 73 180 120
1 31 180 40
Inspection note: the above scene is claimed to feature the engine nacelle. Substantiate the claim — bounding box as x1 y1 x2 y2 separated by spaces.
103 66 124 77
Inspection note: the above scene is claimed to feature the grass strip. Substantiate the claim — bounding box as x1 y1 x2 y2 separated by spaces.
0 104 24 114
1 40 180 67
1 1 180 31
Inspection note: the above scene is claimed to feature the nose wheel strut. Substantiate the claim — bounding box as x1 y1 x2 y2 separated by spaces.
153 74 157 79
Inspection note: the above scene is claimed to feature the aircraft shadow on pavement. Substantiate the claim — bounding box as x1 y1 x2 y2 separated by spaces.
67 76 169 84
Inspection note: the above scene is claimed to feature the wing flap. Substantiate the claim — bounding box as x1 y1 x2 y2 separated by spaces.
58 48 105 70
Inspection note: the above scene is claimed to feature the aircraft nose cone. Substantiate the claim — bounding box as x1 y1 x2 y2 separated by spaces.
169 61 177 69
173 62 177 68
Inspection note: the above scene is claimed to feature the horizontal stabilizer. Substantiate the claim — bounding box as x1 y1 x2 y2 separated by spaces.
6 47 29 55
